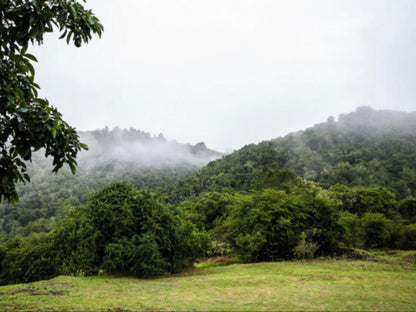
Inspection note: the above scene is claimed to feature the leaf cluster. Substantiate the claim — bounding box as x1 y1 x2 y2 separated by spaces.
0 0 103 203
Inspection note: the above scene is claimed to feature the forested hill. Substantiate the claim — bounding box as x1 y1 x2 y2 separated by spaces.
167 107 416 201
0 128 221 239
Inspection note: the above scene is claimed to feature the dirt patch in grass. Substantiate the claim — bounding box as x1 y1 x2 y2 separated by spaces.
11 286 64 296
403 255 416 264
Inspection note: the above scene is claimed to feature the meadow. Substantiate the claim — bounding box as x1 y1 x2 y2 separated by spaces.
1 251 415 311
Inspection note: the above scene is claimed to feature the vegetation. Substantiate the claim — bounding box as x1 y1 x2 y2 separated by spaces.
0 182 208 284
0 0 103 203
0 127 220 241
0 253 415 311
0 107 415 288
164 107 416 201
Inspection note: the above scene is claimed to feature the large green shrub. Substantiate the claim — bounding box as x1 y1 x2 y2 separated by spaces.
361 213 393 249
338 211 364 248
330 185 399 219
61 182 209 277
399 198 416 223
216 184 341 262
394 224 416 250
0 233 59 284
0 182 208 284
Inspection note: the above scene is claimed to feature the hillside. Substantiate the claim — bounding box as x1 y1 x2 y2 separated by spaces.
0 128 221 240
165 107 416 201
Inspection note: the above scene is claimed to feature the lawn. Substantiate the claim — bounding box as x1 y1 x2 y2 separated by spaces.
0 252 415 311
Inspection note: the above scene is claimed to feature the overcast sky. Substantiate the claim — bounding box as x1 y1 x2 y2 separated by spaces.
32 0 416 152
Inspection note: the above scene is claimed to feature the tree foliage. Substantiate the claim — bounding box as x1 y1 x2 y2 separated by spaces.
0 182 208 284
214 184 341 262
0 0 103 203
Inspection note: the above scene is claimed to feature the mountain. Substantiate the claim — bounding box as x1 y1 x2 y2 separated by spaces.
165 107 416 201
0 128 221 239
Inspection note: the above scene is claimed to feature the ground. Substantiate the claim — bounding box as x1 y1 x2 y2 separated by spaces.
0 251 415 311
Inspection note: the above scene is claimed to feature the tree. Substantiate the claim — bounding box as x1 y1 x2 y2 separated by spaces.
0 0 103 203
0 182 209 284
216 185 340 262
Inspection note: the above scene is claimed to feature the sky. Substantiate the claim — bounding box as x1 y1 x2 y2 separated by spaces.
32 0 416 152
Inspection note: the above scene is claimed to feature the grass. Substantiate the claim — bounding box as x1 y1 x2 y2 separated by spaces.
0 252 415 311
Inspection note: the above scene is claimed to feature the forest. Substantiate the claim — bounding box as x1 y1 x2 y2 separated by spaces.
1 107 415 285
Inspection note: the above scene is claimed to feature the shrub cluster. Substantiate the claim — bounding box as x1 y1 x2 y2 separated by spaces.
1 174 415 285
0 183 208 284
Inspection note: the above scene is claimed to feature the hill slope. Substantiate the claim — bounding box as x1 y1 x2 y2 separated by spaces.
166 107 416 201
0 128 221 239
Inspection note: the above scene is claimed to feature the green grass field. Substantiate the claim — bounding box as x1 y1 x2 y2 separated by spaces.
1 252 415 311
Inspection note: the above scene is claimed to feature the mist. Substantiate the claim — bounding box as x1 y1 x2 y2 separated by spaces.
77 127 222 170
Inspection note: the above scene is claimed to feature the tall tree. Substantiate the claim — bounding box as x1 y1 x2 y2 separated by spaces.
0 0 103 202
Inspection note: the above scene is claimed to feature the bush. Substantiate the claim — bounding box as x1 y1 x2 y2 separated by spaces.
361 213 393 249
216 185 341 262
0 182 209 284
399 198 416 223
293 233 320 260
63 182 209 277
0 234 59 284
338 211 364 248
395 224 416 250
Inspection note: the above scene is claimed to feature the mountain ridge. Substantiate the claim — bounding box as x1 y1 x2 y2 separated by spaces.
164 107 416 201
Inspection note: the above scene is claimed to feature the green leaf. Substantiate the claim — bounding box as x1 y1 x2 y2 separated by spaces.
2 176 8 189
66 31 73 44
26 61 35 78
24 53 38 62
23 174 30 183
59 30 68 39
69 161 77 174
69 6 77 19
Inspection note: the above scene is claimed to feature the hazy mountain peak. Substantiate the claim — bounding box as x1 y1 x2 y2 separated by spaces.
78 127 222 169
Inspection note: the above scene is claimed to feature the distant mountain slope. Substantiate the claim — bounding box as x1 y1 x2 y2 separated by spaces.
78 127 221 168
0 128 221 239
166 107 416 201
